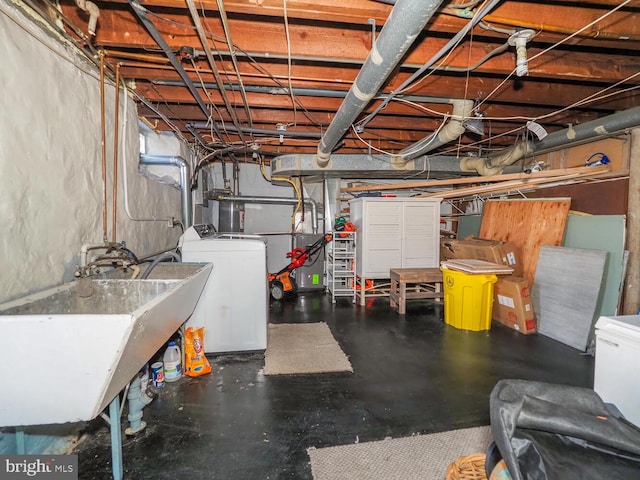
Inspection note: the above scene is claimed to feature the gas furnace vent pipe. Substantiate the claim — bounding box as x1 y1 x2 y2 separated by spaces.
211 195 319 234
139 155 193 229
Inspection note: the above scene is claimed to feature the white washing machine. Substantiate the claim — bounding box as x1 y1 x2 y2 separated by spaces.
179 224 268 353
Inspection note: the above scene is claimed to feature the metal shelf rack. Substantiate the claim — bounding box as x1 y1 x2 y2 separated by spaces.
326 231 356 303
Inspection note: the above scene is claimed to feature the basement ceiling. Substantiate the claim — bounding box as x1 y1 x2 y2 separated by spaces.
39 0 640 165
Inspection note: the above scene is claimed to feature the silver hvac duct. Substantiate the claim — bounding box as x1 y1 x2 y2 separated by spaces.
316 0 447 166
139 154 193 229
272 106 640 177
210 194 319 234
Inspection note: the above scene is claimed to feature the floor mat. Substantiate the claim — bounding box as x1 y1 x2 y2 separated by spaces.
307 426 492 480
264 322 353 375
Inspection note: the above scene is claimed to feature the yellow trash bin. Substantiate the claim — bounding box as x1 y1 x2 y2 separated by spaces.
440 266 498 331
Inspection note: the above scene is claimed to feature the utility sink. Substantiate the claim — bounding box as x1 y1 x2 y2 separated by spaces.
96 263 206 280
0 262 212 427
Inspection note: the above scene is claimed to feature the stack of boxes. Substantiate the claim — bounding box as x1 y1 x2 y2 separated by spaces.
441 237 536 335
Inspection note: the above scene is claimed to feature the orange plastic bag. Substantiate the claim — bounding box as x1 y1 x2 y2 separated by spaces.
185 326 212 377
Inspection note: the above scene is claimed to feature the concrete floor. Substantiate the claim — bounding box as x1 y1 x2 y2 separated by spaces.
74 292 594 479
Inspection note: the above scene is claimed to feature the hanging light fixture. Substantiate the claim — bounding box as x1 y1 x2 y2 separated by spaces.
463 113 485 136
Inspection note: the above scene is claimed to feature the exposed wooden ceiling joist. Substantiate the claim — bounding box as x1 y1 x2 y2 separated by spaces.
44 0 640 167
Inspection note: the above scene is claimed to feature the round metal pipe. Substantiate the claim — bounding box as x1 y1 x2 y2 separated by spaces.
188 123 322 139
157 80 456 105
316 0 447 165
139 155 193 229
211 195 319 234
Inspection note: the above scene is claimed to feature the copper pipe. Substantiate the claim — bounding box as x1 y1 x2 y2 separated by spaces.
104 49 170 64
449 10 640 42
112 63 121 243
100 50 108 242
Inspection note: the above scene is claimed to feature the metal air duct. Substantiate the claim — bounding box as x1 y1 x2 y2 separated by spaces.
139 154 193 229
210 194 319 234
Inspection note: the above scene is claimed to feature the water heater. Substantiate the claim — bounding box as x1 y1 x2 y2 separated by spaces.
218 201 245 233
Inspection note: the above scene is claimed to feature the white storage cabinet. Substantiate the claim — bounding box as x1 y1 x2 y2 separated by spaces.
349 197 442 304
594 315 640 427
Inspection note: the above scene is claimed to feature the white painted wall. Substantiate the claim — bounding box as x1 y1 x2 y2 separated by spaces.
0 3 184 303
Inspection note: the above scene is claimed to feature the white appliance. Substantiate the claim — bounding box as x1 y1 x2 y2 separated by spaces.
179 224 268 353
594 315 640 427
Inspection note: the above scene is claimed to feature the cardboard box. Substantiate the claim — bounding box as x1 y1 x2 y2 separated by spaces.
492 276 536 335
440 236 522 276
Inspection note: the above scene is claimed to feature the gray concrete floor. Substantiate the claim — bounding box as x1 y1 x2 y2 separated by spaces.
74 292 594 479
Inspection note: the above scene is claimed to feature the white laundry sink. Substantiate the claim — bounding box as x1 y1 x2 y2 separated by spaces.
96 262 207 280
0 263 212 427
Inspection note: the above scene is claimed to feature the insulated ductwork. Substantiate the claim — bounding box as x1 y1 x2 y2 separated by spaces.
316 0 447 167
396 99 474 162
460 106 640 175
139 155 193 229
75 0 100 35
460 141 533 176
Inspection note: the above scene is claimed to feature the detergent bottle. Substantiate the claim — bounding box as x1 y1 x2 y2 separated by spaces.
163 341 182 382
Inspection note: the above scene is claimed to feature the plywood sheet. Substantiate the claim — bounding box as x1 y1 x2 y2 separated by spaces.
479 198 571 286
531 245 607 351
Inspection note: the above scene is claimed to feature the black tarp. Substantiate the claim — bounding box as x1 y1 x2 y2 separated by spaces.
489 379 640 480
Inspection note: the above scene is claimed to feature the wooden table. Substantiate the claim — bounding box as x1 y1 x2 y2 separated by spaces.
389 268 443 315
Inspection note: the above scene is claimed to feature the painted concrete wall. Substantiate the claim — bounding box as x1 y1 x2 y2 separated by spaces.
0 3 183 303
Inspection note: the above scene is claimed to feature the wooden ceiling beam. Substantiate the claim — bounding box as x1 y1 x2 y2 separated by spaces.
132 81 602 126
84 10 640 85
121 53 637 111
73 0 640 45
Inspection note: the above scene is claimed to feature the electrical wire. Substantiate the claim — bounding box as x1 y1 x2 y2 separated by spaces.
214 0 254 128
185 0 245 144
188 57 229 138
475 0 635 112
282 0 298 127
144 8 324 128
358 0 501 129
